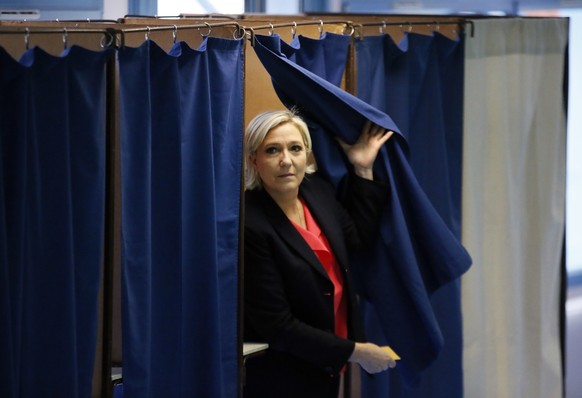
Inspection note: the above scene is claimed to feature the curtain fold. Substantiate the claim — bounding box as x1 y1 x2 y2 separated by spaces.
252 33 472 387
355 32 466 397
0 45 110 397
118 37 243 398
462 18 568 398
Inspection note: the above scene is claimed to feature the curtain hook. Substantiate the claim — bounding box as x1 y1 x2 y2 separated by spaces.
24 27 30 50
173 24 178 43
380 20 386 34
354 24 363 40
318 20 324 38
198 22 212 37
62 27 68 50
269 23 274 36
145 26 151 41
400 22 412 33
246 26 256 47
291 21 297 39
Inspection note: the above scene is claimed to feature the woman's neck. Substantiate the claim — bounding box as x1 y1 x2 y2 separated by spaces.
266 189 305 228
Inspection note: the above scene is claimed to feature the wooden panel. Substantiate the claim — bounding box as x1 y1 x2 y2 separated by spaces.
242 18 350 126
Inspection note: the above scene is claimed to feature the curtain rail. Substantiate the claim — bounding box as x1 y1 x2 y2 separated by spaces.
0 27 117 50
0 27 113 34
118 22 244 46
246 19 352 36
356 20 475 37
0 18 473 50
0 21 241 34
0 22 245 49
120 21 241 34
244 19 353 46
244 18 473 46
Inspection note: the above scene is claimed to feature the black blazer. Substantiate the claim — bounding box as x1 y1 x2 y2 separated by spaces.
243 172 388 398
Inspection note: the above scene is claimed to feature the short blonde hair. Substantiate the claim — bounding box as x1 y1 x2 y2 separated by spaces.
244 109 316 190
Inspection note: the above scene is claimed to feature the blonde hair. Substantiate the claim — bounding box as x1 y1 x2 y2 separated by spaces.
244 109 316 190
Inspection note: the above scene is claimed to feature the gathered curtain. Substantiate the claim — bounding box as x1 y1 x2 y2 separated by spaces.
252 32 471 392
118 37 244 397
0 45 110 397
461 18 568 398
355 31 466 397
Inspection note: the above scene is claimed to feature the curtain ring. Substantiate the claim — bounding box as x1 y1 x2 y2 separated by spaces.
268 23 274 36
62 27 68 49
100 31 114 48
198 22 212 37
343 24 355 36
145 26 151 41
291 21 297 39
173 24 178 43
233 26 245 40
380 21 386 34
318 20 324 38
24 27 30 50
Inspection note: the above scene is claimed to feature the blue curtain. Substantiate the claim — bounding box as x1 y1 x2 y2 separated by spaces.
118 37 243 397
252 33 471 389
0 46 110 397
356 32 466 397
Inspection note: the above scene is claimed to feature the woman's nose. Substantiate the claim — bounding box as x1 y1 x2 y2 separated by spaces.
280 151 291 166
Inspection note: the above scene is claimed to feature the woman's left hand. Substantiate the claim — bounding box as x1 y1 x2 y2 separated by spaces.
336 120 394 180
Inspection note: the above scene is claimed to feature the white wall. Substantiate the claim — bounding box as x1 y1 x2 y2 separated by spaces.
157 0 243 16
103 0 127 19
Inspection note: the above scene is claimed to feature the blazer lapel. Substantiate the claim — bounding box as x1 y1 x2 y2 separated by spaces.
300 180 349 272
257 190 330 281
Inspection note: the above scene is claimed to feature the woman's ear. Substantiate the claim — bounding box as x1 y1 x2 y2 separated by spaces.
248 153 257 168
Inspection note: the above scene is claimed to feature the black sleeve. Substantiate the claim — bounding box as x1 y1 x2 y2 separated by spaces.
333 171 390 250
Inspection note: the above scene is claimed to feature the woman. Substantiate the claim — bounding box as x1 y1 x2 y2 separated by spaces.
243 110 396 397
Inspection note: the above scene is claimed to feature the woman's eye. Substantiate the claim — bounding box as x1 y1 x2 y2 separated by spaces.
265 147 279 154
290 145 303 152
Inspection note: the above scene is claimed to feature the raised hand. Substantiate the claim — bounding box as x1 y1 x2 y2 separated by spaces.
336 120 394 180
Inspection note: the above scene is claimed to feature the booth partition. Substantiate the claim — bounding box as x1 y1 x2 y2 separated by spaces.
0 15 568 398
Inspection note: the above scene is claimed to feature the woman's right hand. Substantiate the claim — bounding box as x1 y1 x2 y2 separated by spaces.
348 342 397 374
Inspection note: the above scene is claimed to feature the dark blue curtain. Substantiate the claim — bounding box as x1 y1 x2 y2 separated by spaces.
118 37 243 397
356 32 466 397
0 46 110 397
252 33 471 389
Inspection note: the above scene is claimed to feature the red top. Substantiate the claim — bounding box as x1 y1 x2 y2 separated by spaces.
291 198 348 340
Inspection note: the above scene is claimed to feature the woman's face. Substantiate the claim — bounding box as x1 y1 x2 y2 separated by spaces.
250 122 307 199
